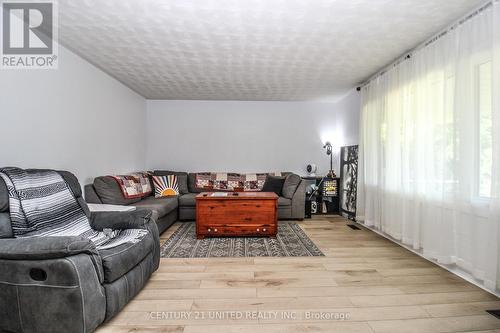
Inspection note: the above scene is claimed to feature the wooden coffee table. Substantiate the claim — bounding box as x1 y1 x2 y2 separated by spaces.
195 192 278 239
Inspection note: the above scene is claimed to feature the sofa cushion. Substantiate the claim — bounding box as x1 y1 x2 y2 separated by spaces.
0 213 13 238
278 197 292 206
93 176 142 205
179 206 196 220
0 178 8 212
282 174 301 199
133 196 178 218
103 252 155 320
153 171 189 194
0 171 83 212
262 175 286 196
57 171 82 198
84 184 102 204
179 193 196 207
98 231 154 283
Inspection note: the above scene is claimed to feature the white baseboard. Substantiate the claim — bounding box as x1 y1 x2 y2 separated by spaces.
355 221 500 298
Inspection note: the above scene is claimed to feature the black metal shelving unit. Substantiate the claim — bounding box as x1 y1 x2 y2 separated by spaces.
303 176 340 218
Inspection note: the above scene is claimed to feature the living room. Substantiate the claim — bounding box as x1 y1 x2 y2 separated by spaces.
0 1 499 332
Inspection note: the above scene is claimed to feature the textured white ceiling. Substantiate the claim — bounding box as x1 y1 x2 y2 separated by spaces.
59 0 485 101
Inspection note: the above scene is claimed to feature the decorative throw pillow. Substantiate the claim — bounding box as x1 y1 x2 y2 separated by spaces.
282 174 301 199
242 173 268 191
261 175 286 196
195 172 241 191
110 172 152 199
153 170 189 194
195 172 214 190
152 175 179 198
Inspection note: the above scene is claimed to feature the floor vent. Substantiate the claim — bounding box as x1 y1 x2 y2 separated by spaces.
486 309 500 319
347 224 361 230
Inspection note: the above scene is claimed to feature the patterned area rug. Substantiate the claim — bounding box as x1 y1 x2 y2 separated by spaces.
160 222 324 258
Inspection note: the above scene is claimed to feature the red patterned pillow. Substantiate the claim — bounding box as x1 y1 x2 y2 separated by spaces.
195 172 242 191
241 173 268 191
194 172 214 190
110 172 152 199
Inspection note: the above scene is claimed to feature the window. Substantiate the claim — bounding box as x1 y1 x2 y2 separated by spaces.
477 61 492 198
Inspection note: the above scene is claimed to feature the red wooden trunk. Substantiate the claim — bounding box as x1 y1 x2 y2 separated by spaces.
195 192 278 239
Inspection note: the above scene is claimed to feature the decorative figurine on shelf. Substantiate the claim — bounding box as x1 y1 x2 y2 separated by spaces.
311 200 318 214
323 141 337 178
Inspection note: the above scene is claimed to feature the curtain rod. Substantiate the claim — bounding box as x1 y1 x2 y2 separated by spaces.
358 0 495 90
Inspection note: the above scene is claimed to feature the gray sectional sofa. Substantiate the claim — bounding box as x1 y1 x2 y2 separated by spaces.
0 169 304 332
85 174 179 234
0 170 160 333
85 171 306 234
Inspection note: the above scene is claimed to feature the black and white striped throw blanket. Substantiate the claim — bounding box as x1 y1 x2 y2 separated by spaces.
0 167 148 250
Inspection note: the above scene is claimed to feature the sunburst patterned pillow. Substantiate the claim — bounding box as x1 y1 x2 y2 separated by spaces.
152 175 179 198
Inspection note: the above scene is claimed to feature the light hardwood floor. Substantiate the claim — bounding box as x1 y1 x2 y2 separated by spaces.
97 216 500 333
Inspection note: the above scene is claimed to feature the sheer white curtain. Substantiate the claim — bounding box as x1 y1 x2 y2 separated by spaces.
357 1 500 293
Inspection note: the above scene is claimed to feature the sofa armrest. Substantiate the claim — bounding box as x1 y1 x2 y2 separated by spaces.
90 209 153 231
84 184 103 204
91 209 161 270
290 179 306 219
0 236 98 260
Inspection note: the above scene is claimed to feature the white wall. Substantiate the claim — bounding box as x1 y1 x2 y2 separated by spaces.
0 45 147 185
0 44 360 185
146 90 360 176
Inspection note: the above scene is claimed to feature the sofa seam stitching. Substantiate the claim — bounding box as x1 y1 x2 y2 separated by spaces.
88 257 105 297
0 281 79 288
3 248 95 257
65 257 86 333
124 274 130 300
16 285 24 332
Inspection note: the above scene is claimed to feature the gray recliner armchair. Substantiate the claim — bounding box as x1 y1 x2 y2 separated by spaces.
0 170 160 333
